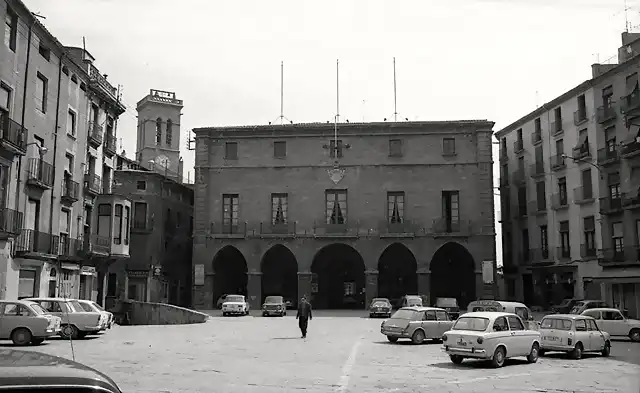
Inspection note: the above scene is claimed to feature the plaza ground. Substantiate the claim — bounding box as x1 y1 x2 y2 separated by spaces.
9 314 640 393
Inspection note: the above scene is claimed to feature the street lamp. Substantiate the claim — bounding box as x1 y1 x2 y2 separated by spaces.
25 142 48 156
561 153 604 179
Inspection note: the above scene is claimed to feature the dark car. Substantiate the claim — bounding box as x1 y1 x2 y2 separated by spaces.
569 300 609 315
551 298 582 314
262 295 287 317
369 298 392 318
0 348 122 392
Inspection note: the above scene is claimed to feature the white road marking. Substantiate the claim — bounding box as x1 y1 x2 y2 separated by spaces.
335 339 362 392
445 369 558 385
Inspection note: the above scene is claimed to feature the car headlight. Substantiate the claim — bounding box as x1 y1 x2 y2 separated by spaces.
442 334 448 341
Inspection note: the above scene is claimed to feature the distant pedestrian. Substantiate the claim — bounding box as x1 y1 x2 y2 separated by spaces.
296 295 313 338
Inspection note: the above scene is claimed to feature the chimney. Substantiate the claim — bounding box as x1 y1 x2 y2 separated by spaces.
178 157 184 183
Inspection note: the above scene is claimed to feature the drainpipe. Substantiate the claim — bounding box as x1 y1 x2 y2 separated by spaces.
47 52 64 250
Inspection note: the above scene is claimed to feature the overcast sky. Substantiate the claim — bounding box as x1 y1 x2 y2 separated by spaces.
23 0 635 266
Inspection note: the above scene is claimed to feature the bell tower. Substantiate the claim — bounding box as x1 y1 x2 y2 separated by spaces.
135 89 183 176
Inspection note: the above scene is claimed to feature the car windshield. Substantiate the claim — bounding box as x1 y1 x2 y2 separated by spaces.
29 303 46 315
452 317 490 331
391 309 418 320
372 301 389 307
265 296 283 303
371 298 389 304
569 303 585 314
540 318 573 330
226 295 244 302
557 299 571 307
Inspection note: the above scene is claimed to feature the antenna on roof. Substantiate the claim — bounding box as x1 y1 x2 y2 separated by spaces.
624 0 631 32
272 61 291 125
82 36 87 61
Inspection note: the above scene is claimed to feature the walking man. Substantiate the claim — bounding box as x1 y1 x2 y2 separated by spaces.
296 295 313 338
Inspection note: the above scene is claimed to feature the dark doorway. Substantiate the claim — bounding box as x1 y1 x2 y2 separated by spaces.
377 243 418 305
310 243 365 309
261 244 298 304
430 242 476 309
212 246 248 305
522 273 534 305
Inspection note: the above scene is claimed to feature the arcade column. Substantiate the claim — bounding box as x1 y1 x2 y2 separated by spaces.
247 271 262 310
298 271 312 301
417 268 430 302
365 270 378 306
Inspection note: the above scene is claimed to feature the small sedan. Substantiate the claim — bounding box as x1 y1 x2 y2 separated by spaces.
581 307 640 342
539 314 611 359
0 300 61 346
222 295 250 316
262 296 286 317
442 311 541 368
76 300 114 330
369 298 392 318
381 307 453 344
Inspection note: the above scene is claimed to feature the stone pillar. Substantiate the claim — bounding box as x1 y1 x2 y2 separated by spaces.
247 271 262 310
364 270 378 307
417 268 430 303
297 271 312 302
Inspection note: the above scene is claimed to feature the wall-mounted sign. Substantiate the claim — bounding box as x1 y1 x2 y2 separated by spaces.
194 264 205 286
80 266 96 276
482 260 494 284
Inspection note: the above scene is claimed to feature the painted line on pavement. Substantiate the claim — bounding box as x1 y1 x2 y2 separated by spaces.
335 338 362 392
445 368 558 385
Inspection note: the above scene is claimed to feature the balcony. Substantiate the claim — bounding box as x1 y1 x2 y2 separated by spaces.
620 91 640 114
573 186 594 204
83 173 101 195
528 200 546 216
26 158 54 189
511 169 526 185
550 154 566 171
15 229 59 256
0 113 27 155
104 133 117 156
378 220 419 237
529 162 544 178
573 109 588 126
209 222 248 238
531 131 542 145
313 221 359 238
580 244 597 259
430 218 472 236
597 147 619 165
513 139 524 154
89 64 118 99
572 142 591 160
87 121 103 147
599 247 632 265
255 221 297 238
550 121 563 136
84 234 110 256
550 193 569 210
620 139 640 158
0 208 23 237
60 178 79 204
622 190 640 209
556 246 571 261
530 248 552 265
58 236 83 259
596 105 616 124
600 196 623 214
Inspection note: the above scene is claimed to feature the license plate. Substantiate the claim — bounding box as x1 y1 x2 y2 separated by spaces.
544 336 560 341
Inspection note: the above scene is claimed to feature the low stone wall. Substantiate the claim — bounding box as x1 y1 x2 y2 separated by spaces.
120 300 210 325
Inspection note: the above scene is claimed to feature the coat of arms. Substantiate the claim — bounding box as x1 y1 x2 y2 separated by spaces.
327 166 345 184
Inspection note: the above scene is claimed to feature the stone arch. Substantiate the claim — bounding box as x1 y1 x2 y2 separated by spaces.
260 244 298 304
310 243 366 309
212 245 248 307
377 243 418 303
430 241 476 309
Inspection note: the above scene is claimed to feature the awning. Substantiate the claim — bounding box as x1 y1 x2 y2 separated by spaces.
61 263 79 271
576 132 588 149
626 73 639 95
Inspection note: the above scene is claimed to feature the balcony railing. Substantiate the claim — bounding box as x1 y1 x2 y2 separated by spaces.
0 208 23 235
620 91 640 114
87 121 103 147
580 244 597 259
530 248 551 263
0 112 27 155
85 234 110 255
511 168 526 185
599 247 628 263
596 105 616 123
556 246 571 261
431 218 472 235
528 200 546 215
572 142 590 160
26 158 54 189
573 186 594 204
513 139 524 154
550 154 566 170
58 236 83 258
83 173 101 195
209 222 248 237
531 132 542 145
89 64 118 98
378 220 419 236
621 139 640 158
313 221 359 237
257 221 296 236
104 133 117 156
600 196 623 213
61 178 79 204
15 229 59 255
597 147 619 164
550 121 562 135
551 193 569 210
573 109 588 125
529 162 544 178
622 190 640 209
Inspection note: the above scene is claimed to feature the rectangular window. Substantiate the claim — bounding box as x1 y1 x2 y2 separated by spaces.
442 190 460 232
605 127 616 152
0 164 8 208
522 228 529 261
114 204 123 245
271 193 288 225
274 141 286 158
222 194 239 231
612 222 624 256
4 7 17 52
329 140 343 158
59 209 70 234
581 168 592 199
67 110 76 136
124 206 130 245
534 118 541 133
387 192 405 223
577 94 586 120
559 220 570 258
584 216 596 256
325 189 347 224
608 172 621 204
35 73 48 113
133 202 147 229
136 180 146 190
38 43 50 61
97 203 112 237
225 142 238 160
442 137 456 155
603 85 613 107
554 107 562 131
0 83 11 112
540 225 549 256
389 139 402 157
558 177 567 205
517 186 527 215
535 181 546 210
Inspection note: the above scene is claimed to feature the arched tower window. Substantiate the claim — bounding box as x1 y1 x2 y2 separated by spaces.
166 119 173 147
155 118 162 145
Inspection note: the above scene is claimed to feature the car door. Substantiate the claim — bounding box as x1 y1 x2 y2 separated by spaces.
574 318 590 350
491 316 513 353
0 303 31 339
601 310 626 336
436 310 453 336
506 315 529 356
587 319 605 351
422 310 437 338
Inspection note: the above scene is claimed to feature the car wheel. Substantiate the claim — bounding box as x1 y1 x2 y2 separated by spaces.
571 343 583 360
31 337 45 345
60 324 79 340
491 346 506 368
602 341 611 357
78 332 88 339
11 328 32 346
629 328 640 343
411 330 425 345
386 336 398 343
223 312 228 317
527 343 539 363
449 355 464 364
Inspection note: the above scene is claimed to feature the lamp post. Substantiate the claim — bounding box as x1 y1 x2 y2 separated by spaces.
561 153 604 178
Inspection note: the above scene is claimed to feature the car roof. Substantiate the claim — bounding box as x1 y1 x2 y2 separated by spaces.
583 308 619 312
459 311 516 319
0 349 121 391
0 299 38 305
400 306 445 312
542 314 594 320
25 297 76 302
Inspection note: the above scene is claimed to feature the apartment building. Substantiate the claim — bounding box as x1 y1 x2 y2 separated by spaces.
497 32 640 318
191 120 497 310
0 0 128 304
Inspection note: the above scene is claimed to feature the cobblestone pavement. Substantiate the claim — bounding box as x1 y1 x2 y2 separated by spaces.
11 315 640 393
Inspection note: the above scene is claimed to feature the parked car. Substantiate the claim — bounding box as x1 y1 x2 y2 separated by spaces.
222 295 250 316
400 295 423 308
25 298 102 339
217 294 229 309
581 307 640 342
442 311 541 368
569 300 608 315
466 300 538 330
0 300 61 346
262 295 286 317
551 298 583 314
539 314 611 359
381 306 454 344
369 298 392 318
435 297 460 320
76 299 114 330
0 348 123 392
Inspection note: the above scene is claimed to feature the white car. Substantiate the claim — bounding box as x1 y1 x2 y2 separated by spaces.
539 314 611 359
581 307 640 342
222 295 250 316
25 298 102 339
75 300 114 330
442 311 541 368
0 300 61 345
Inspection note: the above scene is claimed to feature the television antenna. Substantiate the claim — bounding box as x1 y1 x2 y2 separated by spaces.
271 61 292 125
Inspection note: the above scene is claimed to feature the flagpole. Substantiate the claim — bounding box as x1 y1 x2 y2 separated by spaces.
335 59 339 152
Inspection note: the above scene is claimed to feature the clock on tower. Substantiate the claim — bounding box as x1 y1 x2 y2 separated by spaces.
155 155 171 169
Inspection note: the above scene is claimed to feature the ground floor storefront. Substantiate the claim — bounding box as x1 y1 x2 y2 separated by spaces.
593 267 640 319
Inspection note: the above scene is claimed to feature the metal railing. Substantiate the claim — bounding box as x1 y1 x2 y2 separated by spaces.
573 186 594 203
104 133 117 156
88 121 103 146
513 139 523 153
258 221 296 235
573 109 587 125
61 178 79 202
84 173 101 194
0 208 22 234
531 132 542 145
313 221 360 236
597 147 619 163
580 244 597 259
556 246 571 261
529 162 544 178
59 236 83 257
0 112 27 154
15 229 59 254
551 193 569 209
26 158 54 188
620 91 640 114
550 154 565 170
596 105 616 123
378 219 419 235
600 196 623 213
210 222 248 236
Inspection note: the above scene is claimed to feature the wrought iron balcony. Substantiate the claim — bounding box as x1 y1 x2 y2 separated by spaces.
87 121 103 147
620 139 640 158
0 112 27 155
529 162 544 178
596 105 616 124
83 173 101 195
550 154 566 171
257 221 296 237
597 147 619 165
580 243 597 259
89 64 118 98
26 158 54 189
599 247 629 264
551 193 569 210
600 196 623 214
378 219 419 237
61 178 79 204
0 208 22 236
209 222 248 238
313 221 359 237
15 229 59 255
528 200 546 215
573 109 588 125
620 91 640 114
622 190 640 209
531 132 542 145
431 218 472 236
104 133 117 156
58 236 83 258
556 246 571 261
550 121 562 135
84 234 110 255
511 168 526 185
530 248 551 264
573 186 594 204
513 139 524 154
